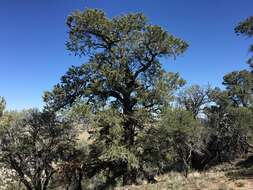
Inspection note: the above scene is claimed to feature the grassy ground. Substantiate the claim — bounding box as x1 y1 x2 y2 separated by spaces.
117 160 253 190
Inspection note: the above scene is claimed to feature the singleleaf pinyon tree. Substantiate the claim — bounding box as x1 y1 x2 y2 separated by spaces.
44 9 188 185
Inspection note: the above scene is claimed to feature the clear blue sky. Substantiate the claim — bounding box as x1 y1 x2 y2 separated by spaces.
0 0 252 110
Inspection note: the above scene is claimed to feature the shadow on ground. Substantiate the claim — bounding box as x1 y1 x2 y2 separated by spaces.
226 155 253 180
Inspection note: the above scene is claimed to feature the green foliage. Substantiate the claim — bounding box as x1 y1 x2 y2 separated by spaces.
62 100 93 127
205 107 253 163
0 98 22 137
204 86 253 165
44 8 188 113
222 70 253 107
65 9 188 57
226 107 253 143
0 97 6 117
235 16 253 37
0 109 76 190
84 108 141 187
43 8 188 187
235 16 253 67
159 108 200 175
177 85 210 118
159 108 199 137
139 108 200 175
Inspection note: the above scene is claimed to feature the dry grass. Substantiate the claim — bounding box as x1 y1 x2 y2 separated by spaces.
116 166 253 190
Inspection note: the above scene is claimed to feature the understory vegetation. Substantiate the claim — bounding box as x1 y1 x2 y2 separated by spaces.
0 9 253 190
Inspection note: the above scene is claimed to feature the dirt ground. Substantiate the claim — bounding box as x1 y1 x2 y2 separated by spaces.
117 157 253 190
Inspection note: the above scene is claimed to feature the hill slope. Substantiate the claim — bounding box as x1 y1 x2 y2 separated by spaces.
117 161 253 190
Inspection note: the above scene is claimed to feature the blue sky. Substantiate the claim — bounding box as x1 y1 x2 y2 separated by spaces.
0 0 252 110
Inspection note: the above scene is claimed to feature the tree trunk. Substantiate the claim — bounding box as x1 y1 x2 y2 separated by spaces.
73 168 83 190
67 168 83 190
122 168 137 186
20 178 33 190
122 95 138 185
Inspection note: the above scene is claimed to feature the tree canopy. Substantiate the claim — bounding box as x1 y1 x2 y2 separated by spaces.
235 16 253 67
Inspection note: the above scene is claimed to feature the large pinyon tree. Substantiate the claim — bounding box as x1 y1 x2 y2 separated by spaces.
44 9 187 186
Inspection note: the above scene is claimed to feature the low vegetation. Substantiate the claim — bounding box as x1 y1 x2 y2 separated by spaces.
117 165 253 190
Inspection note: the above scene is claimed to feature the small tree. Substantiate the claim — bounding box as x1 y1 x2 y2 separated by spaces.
177 85 210 119
140 108 200 177
204 106 253 165
159 108 200 177
222 70 253 107
204 87 253 166
0 110 76 190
